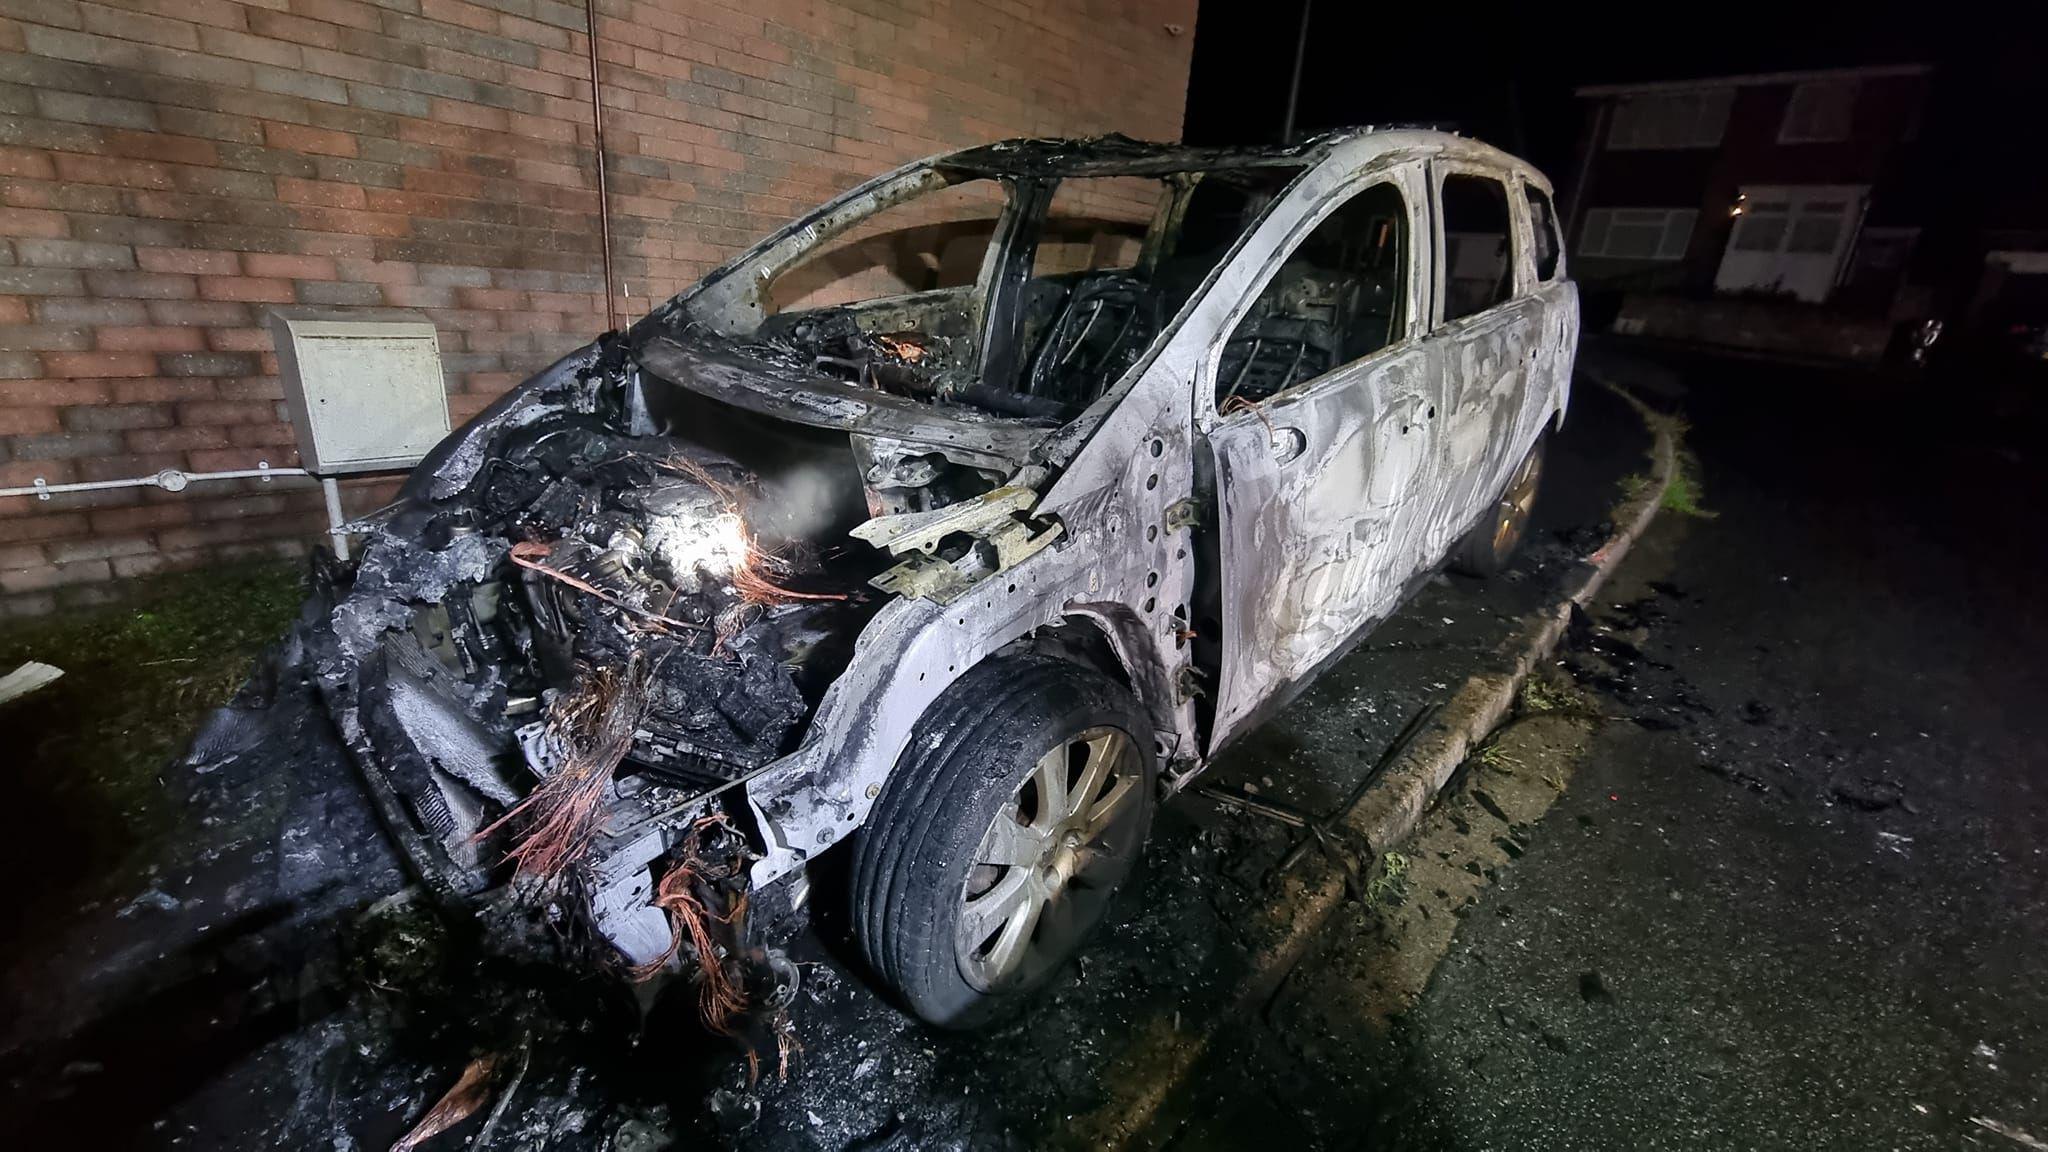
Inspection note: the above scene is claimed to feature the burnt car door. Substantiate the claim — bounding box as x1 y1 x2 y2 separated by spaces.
1422 162 1547 556
1197 161 1444 750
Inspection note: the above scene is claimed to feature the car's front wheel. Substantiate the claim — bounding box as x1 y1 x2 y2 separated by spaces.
851 653 1156 1029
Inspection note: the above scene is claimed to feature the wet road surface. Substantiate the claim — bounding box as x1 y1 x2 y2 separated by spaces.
4 376 1651 1148
1154 348 2048 1149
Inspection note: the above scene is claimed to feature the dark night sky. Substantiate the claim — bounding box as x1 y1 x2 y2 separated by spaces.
1183 0 2047 230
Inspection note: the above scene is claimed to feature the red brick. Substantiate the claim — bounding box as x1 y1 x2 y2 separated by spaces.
0 461 70 490
275 176 367 208
41 351 157 378
246 8 341 50
197 276 296 303
241 252 336 280
147 300 248 326
96 326 209 352
0 146 55 179
113 378 217 402
176 400 276 425
228 421 297 447
102 129 219 167
62 403 173 432
206 327 274 352
183 449 298 473
126 426 230 453
293 0 380 32
447 392 493 422
6 208 70 239
136 248 241 276
0 407 60 434
0 544 46 571
52 153 175 189
46 535 156 564
0 513 88 545
75 454 179 484
90 502 194 534
263 121 357 158
0 559 114 594
217 376 283 401
84 270 196 300
77 2 202 51
0 0 1198 587
288 205 408 237
333 258 416 285
0 379 112 406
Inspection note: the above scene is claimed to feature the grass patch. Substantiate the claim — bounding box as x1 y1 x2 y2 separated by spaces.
1520 677 1572 714
1365 850 1409 909
1660 452 1717 518
1477 742 1523 774
0 558 305 831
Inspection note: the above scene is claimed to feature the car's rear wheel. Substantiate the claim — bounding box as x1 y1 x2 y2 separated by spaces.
851 653 1156 1029
1450 433 1547 576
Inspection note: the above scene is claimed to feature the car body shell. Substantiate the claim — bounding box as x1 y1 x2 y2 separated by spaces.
334 129 1578 967
700 129 1577 910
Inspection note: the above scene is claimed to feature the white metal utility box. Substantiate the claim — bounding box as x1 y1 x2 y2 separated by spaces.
267 311 450 475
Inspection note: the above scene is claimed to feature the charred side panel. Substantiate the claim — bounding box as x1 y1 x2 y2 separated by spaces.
1203 343 1444 746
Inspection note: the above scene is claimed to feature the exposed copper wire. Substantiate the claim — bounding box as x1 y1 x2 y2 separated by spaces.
479 654 649 879
631 816 751 1038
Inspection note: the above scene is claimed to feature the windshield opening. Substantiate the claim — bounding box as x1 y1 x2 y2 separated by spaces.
698 162 1306 424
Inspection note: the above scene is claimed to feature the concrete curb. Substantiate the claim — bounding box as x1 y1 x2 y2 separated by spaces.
1084 374 1680 1149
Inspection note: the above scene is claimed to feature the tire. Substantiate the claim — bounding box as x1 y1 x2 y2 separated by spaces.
1450 432 1547 577
851 652 1157 1029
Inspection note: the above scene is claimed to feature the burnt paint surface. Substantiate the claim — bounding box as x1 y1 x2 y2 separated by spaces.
743 131 1576 885
314 131 1579 946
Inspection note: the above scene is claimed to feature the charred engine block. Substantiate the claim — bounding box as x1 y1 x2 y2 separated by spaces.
318 362 875 899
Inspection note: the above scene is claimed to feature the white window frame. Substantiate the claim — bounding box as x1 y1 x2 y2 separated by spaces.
1779 80 1859 144
1605 89 1734 151
1578 207 1697 262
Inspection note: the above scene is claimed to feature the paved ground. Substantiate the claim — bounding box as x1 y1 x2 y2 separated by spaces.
2 374 1646 1148
1149 348 2048 1150
34 345 2044 1151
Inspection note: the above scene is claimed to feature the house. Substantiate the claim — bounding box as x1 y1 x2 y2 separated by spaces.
1564 64 1933 341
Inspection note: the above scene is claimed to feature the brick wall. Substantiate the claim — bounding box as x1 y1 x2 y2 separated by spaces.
0 0 1197 615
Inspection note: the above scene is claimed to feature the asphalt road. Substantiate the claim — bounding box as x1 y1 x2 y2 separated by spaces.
0 366 1684 1150
1156 347 2048 1150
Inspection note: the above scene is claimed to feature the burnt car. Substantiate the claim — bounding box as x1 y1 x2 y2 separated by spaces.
310 129 1577 1029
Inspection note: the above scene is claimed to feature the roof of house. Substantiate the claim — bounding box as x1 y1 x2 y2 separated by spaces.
1576 63 1931 99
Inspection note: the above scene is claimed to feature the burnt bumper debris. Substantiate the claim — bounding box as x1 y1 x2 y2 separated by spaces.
306 336 866 992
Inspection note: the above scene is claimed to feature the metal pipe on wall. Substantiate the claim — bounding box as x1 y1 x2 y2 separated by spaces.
0 463 377 562
585 0 619 333
0 463 307 501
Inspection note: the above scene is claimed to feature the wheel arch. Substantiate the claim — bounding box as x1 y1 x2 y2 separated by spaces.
1022 605 1181 766
745 595 1182 886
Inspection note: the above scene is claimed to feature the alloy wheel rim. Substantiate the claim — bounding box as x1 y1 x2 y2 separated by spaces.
1492 448 1543 557
956 727 1143 991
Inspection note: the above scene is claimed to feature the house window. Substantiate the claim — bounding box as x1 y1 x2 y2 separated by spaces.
1730 202 1791 251
1606 89 1733 150
1786 200 1851 253
1579 207 1697 261
1849 227 1918 286
1779 80 1858 143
